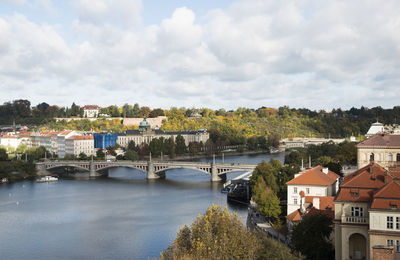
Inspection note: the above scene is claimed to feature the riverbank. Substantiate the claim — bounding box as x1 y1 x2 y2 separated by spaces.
167 150 271 162
0 161 37 183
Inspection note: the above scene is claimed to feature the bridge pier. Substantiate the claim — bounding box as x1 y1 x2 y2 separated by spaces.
89 162 101 178
147 161 160 179
35 164 50 177
211 163 224 182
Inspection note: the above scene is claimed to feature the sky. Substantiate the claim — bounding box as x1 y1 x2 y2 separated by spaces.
1 0 400 110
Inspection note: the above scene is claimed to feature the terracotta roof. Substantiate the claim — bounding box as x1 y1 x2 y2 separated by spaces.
371 199 400 211
357 134 400 147
373 180 400 199
305 207 334 220
83 105 101 110
67 135 93 140
286 166 339 186
335 188 375 202
286 209 302 222
341 162 389 189
305 196 335 210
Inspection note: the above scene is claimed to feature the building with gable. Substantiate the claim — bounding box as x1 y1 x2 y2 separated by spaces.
286 166 340 215
357 134 400 169
334 162 400 260
83 105 101 118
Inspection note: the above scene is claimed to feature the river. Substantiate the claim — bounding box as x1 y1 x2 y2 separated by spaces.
0 152 285 260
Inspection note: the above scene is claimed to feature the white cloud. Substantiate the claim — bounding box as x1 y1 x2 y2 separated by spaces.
1 0 400 110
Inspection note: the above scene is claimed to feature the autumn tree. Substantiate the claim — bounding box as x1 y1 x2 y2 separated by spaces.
252 177 281 220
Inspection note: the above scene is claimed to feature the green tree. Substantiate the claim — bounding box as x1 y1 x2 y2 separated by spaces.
96 149 105 160
250 160 279 194
125 150 139 161
175 135 187 155
167 137 175 159
0 148 8 161
127 140 137 151
149 108 164 118
252 177 281 219
78 152 88 160
291 213 334 260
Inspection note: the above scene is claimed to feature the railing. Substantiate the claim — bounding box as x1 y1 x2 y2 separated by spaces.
341 215 369 224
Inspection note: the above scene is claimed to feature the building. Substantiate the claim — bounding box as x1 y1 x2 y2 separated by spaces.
334 162 400 260
65 135 95 157
94 133 118 149
0 132 31 150
57 131 79 158
122 116 167 129
286 192 335 230
117 118 209 148
286 166 340 215
83 105 101 118
366 122 385 137
357 133 400 169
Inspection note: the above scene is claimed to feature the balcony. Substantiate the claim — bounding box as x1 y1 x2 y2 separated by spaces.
341 215 369 224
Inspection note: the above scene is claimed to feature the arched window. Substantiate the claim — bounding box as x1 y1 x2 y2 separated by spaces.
397 153 400 162
370 153 375 162
389 153 393 162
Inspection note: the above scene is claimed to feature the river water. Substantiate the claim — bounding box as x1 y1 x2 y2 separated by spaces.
0 153 285 260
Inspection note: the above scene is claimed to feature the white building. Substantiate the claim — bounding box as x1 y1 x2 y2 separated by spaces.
286 166 340 215
57 131 79 158
65 135 95 157
366 122 385 137
0 132 30 150
83 105 101 118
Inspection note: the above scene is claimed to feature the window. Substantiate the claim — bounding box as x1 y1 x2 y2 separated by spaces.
306 188 310 194
370 153 375 161
397 240 400 253
294 187 297 194
387 239 394 247
294 198 298 205
351 207 363 217
389 153 393 162
388 216 394 229
397 217 400 229
397 153 400 162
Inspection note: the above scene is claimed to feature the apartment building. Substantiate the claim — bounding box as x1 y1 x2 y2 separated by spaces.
65 135 95 157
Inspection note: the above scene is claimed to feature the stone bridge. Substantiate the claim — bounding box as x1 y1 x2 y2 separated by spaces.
35 160 257 182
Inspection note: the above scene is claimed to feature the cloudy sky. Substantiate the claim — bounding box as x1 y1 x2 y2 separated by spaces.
0 0 400 110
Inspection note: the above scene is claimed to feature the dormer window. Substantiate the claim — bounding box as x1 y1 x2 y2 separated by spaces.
350 189 359 197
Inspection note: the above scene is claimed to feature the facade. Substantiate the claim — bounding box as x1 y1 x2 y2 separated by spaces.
286 166 340 215
357 134 400 169
57 131 78 158
334 162 400 260
83 105 101 118
0 132 30 150
117 118 209 148
65 135 95 157
94 133 118 149
122 116 167 129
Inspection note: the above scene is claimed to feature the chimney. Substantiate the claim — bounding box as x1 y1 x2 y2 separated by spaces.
313 197 320 209
322 168 329 174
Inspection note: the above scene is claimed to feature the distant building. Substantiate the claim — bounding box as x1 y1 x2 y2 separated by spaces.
286 166 340 216
83 105 101 118
94 133 118 149
0 132 30 150
357 133 400 169
334 162 400 260
117 118 209 148
122 116 167 129
366 122 385 137
65 135 95 157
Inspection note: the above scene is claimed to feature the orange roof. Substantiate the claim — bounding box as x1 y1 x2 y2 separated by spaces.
286 166 339 186
67 135 93 140
83 105 101 110
370 181 400 211
305 196 335 210
358 134 400 148
341 162 389 189
286 209 302 222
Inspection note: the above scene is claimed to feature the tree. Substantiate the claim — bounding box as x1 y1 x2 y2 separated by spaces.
0 148 8 161
252 177 281 220
127 140 137 152
78 152 88 160
125 150 139 161
149 108 164 118
291 213 334 260
175 135 187 155
188 141 202 156
161 205 260 260
139 106 151 117
167 137 175 159
250 160 279 194
96 149 105 160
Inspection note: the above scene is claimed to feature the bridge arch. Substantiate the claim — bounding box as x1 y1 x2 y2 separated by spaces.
154 166 211 175
95 165 147 174
46 164 90 172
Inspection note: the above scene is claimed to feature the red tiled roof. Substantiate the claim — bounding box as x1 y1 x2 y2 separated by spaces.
357 134 400 147
341 162 389 189
67 135 93 140
371 199 400 210
83 105 101 110
305 196 335 210
286 166 339 186
335 188 375 202
286 209 302 222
